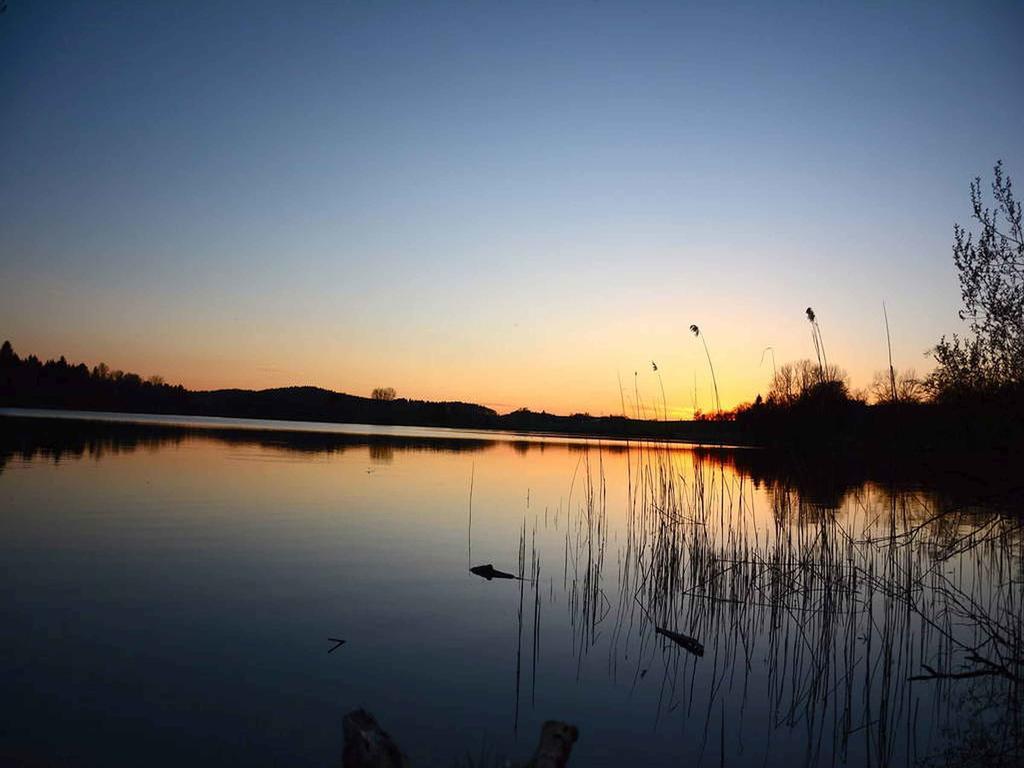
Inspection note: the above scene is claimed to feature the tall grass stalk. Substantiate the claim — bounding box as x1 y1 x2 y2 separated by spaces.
883 301 897 402
689 325 721 415
652 361 668 421
806 307 829 383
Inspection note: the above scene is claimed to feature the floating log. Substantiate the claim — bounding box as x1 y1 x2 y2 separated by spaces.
470 563 521 581
655 626 704 657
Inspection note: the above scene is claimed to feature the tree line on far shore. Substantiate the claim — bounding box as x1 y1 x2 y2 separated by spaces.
0 341 187 412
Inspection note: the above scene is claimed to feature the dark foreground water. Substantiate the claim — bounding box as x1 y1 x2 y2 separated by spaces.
1 410 1020 767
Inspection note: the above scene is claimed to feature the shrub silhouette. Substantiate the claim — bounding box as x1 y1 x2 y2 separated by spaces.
931 162 1024 399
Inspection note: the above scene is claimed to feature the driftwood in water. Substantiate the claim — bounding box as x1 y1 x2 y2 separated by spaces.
470 563 521 581
341 710 578 767
655 626 705 657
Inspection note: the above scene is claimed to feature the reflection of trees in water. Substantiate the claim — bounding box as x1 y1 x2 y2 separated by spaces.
0 417 640 475
0 421 188 474
729 445 1023 515
555 449 1021 765
0 416 499 475
367 443 394 465
7 416 1013 512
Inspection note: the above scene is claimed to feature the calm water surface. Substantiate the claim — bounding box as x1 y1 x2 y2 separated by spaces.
1 411 1019 766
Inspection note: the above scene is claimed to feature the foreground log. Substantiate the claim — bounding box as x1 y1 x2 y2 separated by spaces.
341 710 578 767
527 720 578 768
342 710 409 768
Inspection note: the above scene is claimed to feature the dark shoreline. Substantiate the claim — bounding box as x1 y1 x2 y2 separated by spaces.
0 406 750 448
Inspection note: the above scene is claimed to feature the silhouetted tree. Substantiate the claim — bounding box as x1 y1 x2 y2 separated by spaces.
0 342 186 413
767 362 799 405
931 162 1023 397
371 387 396 401
870 369 924 404
767 359 849 406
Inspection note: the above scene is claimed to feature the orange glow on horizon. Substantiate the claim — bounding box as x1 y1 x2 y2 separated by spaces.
4 308 927 419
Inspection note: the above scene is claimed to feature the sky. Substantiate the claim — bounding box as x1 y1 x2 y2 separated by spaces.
1 1 1022 417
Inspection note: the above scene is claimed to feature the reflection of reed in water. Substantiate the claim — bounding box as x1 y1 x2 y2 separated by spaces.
512 517 543 735
368 443 395 464
563 449 610 681
556 446 1022 765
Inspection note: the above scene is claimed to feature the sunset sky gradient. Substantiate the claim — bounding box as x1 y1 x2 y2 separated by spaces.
2 1 1022 416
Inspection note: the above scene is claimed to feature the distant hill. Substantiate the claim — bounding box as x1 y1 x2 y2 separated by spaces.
187 385 500 428
0 340 734 442
3 340 1022 454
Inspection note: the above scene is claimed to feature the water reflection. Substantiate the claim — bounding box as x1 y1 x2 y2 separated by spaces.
0 414 497 472
4 414 1017 513
0 413 1020 766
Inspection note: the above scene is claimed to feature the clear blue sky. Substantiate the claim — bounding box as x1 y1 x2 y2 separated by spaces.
2 1 1022 414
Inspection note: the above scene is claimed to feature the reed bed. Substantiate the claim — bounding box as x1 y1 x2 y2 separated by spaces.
551 443 1022 766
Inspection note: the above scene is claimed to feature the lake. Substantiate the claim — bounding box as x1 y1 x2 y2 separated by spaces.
1 409 1020 766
